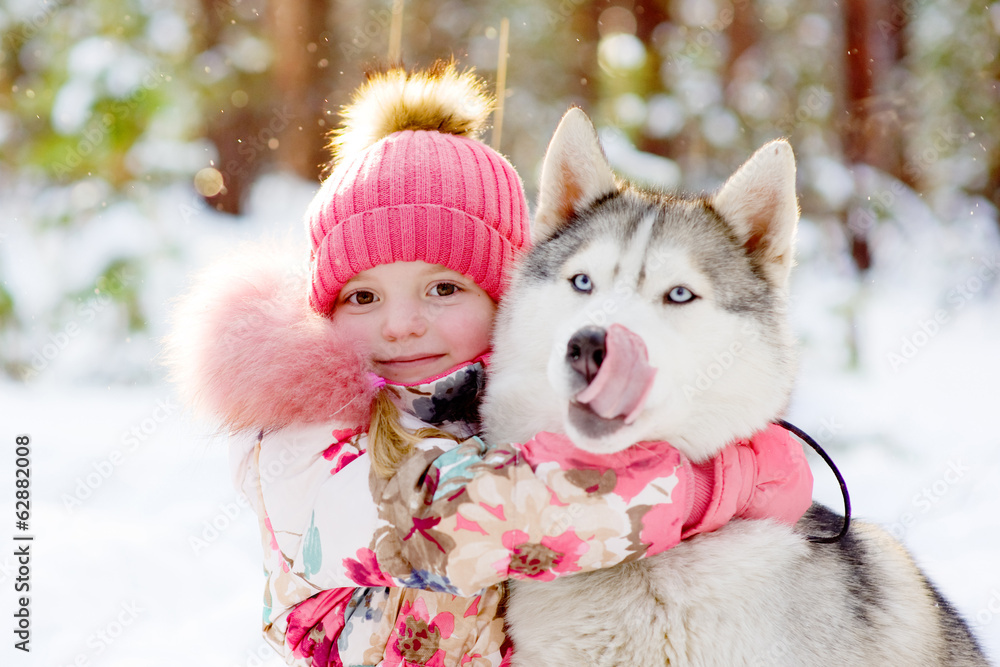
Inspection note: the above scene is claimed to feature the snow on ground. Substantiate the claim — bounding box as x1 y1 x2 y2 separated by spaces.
1 173 998 665
0 381 281 667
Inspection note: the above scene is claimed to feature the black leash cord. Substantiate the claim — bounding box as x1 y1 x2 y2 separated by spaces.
776 419 852 543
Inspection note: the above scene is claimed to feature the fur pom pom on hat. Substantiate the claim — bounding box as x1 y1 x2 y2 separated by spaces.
328 60 494 168
307 61 531 314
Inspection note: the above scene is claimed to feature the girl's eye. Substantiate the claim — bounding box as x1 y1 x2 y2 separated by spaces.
347 290 377 306
665 286 697 304
431 282 460 297
570 273 593 293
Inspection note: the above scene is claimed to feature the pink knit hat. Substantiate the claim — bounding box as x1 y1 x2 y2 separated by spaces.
307 64 530 315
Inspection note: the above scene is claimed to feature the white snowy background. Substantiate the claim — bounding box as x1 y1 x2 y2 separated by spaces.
1 147 999 665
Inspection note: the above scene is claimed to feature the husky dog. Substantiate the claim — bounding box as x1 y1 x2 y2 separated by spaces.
480 108 988 666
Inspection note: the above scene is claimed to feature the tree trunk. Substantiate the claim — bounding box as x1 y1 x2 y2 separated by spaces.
633 0 673 159
267 0 331 181
725 0 757 78
843 0 908 177
569 0 602 109
196 0 271 214
842 0 911 271
987 74 1000 215
203 107 260 215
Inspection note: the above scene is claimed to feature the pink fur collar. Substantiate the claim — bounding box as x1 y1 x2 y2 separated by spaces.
164 244 375 432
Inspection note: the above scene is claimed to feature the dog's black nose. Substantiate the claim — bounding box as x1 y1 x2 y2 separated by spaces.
567 326 606 384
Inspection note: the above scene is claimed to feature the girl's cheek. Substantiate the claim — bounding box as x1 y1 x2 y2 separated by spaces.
328 312 377 355
461 306 496 354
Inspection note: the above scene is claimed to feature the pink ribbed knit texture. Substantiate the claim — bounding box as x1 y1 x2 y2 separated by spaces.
307 130 530 314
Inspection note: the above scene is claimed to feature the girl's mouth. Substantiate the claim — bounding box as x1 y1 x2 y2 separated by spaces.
375 354 446 378
379 354 443 364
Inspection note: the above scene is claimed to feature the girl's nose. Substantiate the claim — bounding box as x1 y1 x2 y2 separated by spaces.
381 299 428 340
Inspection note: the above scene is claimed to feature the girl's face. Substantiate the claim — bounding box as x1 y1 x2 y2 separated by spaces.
330 261 496 384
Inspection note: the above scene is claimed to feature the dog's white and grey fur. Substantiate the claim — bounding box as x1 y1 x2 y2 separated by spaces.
480 108 988 666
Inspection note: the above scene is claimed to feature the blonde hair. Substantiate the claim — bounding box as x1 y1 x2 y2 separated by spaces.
368 389 459 478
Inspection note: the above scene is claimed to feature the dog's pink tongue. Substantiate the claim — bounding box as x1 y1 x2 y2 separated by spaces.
575 324 656 424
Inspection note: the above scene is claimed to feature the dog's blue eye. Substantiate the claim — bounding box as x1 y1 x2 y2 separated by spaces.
666 286 696 304
570 274 593 293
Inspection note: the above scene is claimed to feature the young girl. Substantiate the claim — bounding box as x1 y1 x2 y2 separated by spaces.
169 62 813 666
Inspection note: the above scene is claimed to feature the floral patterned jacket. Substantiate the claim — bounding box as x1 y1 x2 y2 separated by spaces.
230 361 812 667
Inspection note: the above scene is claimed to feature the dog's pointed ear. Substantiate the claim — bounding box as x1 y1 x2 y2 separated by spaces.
534 107 619 243
712 139 799 286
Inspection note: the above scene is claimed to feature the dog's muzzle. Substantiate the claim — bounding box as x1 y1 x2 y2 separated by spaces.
566 324 657 432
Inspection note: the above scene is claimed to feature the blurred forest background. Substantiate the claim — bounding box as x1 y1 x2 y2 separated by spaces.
1 0 998 383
